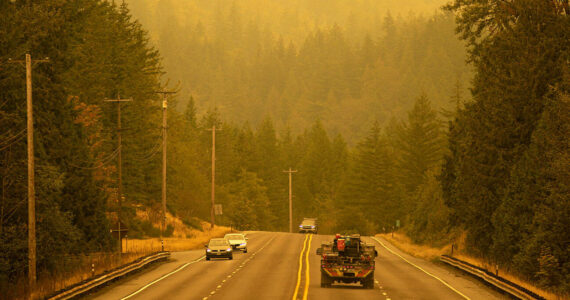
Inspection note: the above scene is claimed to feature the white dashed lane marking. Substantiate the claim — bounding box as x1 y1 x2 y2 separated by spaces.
204 236 275 299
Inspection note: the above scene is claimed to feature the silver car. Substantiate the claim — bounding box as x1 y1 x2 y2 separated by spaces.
205 238 233 260
224 233 248 253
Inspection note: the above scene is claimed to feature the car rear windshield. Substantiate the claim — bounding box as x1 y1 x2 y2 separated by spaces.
225 234 244 240
209 240 227 246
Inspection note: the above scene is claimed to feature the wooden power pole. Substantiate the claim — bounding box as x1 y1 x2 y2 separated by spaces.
155 90 175 250
206 125 221 229
283 168 297 233
8 54 49 299
104 95 132 256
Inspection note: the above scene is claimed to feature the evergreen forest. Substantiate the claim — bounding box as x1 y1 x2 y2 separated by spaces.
0 0 568 297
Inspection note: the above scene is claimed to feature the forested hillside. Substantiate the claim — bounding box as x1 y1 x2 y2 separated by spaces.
127 0 471 143
442 0 569 294
1 0 568 298
1 0 164 293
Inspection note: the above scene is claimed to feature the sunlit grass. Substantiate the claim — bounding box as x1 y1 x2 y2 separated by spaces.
376 232 451 261
376 232 561 300
22 222 231 300
125 225 232 252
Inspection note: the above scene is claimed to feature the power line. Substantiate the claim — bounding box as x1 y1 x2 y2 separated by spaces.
3 197 27 224
66 144 116 165
130 140 163 162
0 128 26 145
130 134 163 162
0 98 10 110
67 146 121 170
0 130 26 151
0 128 26 144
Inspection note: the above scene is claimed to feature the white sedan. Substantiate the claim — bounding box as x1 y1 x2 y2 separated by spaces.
224 233 248 253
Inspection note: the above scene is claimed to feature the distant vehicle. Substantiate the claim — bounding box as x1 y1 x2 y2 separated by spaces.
224 233 248 253
298 217 318 234
205 238 233 260
316 234 377 288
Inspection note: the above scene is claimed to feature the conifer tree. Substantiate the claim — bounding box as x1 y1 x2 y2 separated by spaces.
394 94 444 194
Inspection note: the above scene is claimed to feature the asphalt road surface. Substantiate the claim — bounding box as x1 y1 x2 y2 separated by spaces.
84 232 509 300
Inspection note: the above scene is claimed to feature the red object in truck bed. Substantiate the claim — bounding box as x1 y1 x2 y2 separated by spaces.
337 239 345 251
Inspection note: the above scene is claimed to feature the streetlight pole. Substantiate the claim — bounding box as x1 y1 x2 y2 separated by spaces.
283 168 297 233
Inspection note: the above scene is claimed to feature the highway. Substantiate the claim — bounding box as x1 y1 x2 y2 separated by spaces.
85 232 508 300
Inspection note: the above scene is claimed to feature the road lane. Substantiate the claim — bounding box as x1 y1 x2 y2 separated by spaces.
85 232 274 300
368 236 507 300
307 234 385 300
85 232 508 300
207 232 305 299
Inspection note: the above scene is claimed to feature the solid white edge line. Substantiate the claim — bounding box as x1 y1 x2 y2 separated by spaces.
370 237 471 300
121 255 206 300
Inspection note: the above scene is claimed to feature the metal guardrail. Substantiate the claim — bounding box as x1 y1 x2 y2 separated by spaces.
440 255 544 300
47 251 170 300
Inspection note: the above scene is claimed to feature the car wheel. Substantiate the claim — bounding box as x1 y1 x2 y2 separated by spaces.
243 248 247 253
206 257 210 261
229 255 233 260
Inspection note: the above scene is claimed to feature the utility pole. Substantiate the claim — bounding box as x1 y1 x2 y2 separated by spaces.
8 54 49 299
283 168 297 233
206 125 221 229
104 95 132 257
155 90 175 251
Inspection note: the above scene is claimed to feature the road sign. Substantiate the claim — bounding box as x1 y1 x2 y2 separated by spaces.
214 204 223 215
110 221 129 239
396 219 400 228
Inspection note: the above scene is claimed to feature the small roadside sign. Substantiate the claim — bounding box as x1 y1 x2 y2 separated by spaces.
396 219 400 228
214 204 223 215
110 221 128 239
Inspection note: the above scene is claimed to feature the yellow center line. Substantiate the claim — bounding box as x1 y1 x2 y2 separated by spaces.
292 234 309 300
302 234 313 300
370 237 471 300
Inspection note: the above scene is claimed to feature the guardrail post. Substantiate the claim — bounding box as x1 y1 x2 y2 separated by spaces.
91 263 95 278
495 264 499 276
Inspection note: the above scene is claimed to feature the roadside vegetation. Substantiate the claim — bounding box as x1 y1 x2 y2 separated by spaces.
34 218 228 300
378 232 561 300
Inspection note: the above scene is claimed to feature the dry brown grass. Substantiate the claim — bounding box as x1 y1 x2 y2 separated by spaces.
376 232 451 261
31 251 155 300
450 253 562 300
135 209 201 238
376 232 563 300
24 220 231 300
125 223 232 252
